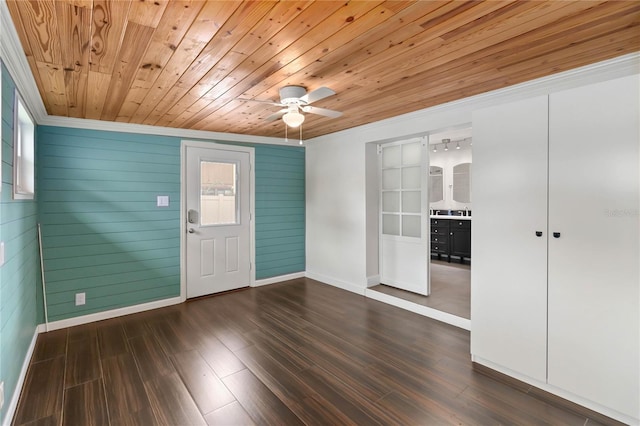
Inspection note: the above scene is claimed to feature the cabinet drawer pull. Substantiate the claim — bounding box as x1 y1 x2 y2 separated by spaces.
450 232 453 236
434 230 438 233
536 231 543 237
553 232 561 238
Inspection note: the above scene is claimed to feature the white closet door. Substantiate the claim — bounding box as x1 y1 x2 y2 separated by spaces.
471 96 549 382
548 75 639 420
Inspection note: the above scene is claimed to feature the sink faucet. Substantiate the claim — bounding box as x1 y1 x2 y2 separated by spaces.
465 207 469 216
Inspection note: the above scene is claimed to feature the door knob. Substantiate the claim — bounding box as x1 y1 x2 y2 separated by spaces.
188 228 195 234
535 231 543 237
553 232 561 238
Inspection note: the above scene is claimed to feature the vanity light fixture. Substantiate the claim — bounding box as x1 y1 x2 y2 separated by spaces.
442 138 450 151
456 141 461 150
433 144 437 152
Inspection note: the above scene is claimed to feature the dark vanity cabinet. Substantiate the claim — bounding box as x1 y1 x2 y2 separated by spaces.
430 218 471 263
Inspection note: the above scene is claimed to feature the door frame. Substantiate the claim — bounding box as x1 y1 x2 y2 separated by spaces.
180 140 255 301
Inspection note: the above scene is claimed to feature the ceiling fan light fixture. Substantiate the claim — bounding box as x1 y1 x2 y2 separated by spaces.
282 109 305 128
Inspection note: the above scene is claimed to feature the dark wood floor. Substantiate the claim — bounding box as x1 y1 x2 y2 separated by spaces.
372 260 471 319
13 278 617 425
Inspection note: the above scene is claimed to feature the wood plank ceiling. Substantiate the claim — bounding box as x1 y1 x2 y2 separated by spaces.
6 0 640 139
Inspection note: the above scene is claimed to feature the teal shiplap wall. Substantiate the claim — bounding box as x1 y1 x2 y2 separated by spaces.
0 62 39 425
254 144 305 279
37 126 304 322
38 127 181 322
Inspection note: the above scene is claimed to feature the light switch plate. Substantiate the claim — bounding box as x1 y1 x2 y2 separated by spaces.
0 381 4 410
75 292 86 306
157 195 169 207
0 241 4 267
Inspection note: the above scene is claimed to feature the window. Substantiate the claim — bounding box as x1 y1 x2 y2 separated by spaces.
14 92 35 199
200 161 238 225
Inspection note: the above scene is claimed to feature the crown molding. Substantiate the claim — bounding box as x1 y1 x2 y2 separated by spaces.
38 115 293 146
307 52 640 144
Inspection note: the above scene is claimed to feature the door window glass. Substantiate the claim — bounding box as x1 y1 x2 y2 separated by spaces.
201 161 238 225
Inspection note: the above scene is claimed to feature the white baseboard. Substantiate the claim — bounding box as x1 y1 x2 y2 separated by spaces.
40 296 183 332
253 272 305 287
305 271 367 296
471 356 638 425
3 327 38 426
366 275 380 287
365 288 471 331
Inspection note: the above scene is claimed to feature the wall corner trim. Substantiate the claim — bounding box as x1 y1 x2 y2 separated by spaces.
38 296 183 332
254 272 306 287
2 327 39 426
366 275 380 287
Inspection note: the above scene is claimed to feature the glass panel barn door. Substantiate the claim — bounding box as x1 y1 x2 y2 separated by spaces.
379 139 429 295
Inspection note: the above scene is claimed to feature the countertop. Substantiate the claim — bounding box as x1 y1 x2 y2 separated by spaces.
430 215 472 220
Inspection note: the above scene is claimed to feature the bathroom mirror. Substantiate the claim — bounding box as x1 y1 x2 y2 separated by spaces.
429 166 444 202
452 162 471 203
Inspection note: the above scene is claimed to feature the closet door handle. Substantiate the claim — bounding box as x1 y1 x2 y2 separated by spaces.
535 231 543 237
553 232 561 238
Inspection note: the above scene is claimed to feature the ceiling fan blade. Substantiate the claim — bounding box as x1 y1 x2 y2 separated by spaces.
265 109 287 122
238 98 283 107
302 105 343 118
300 87 336 104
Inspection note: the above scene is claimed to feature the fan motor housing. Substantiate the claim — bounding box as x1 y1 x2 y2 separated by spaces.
279 85 307 105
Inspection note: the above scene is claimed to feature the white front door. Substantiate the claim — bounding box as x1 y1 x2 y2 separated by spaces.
379 139 429 295
186 145 252 298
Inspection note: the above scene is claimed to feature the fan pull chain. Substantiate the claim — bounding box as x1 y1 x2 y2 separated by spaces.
299 124 303 145
284 123 288 143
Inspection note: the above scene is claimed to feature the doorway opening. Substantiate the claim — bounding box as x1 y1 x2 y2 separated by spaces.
368 126 472 325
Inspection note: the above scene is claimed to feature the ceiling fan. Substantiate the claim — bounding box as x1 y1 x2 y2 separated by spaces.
239 85 343 128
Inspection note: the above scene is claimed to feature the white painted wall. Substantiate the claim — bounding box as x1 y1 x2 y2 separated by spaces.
305 53 638 295
305 140 368 293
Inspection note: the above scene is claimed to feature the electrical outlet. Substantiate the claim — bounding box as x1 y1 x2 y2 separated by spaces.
0 381 5 410
75 292 86 306
0 241 5 267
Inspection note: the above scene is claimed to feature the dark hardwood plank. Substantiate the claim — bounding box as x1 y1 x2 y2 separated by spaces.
150 319 195 355
204 401 255 426
62 379 109 426
170 350 236 416
295 365 401 425
13 278 621 426
377 390 456 425
96 320 129 358
65 336 101 388
101 353 152 423
19 413 60 426
67 323 97 342
106 406 157 426
128 333 175 382
14 357 65 424
222 369 304 426
32 329 67 362
233 345 350 425
144 372 206 426
120 313 151 339
196 333 246 379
